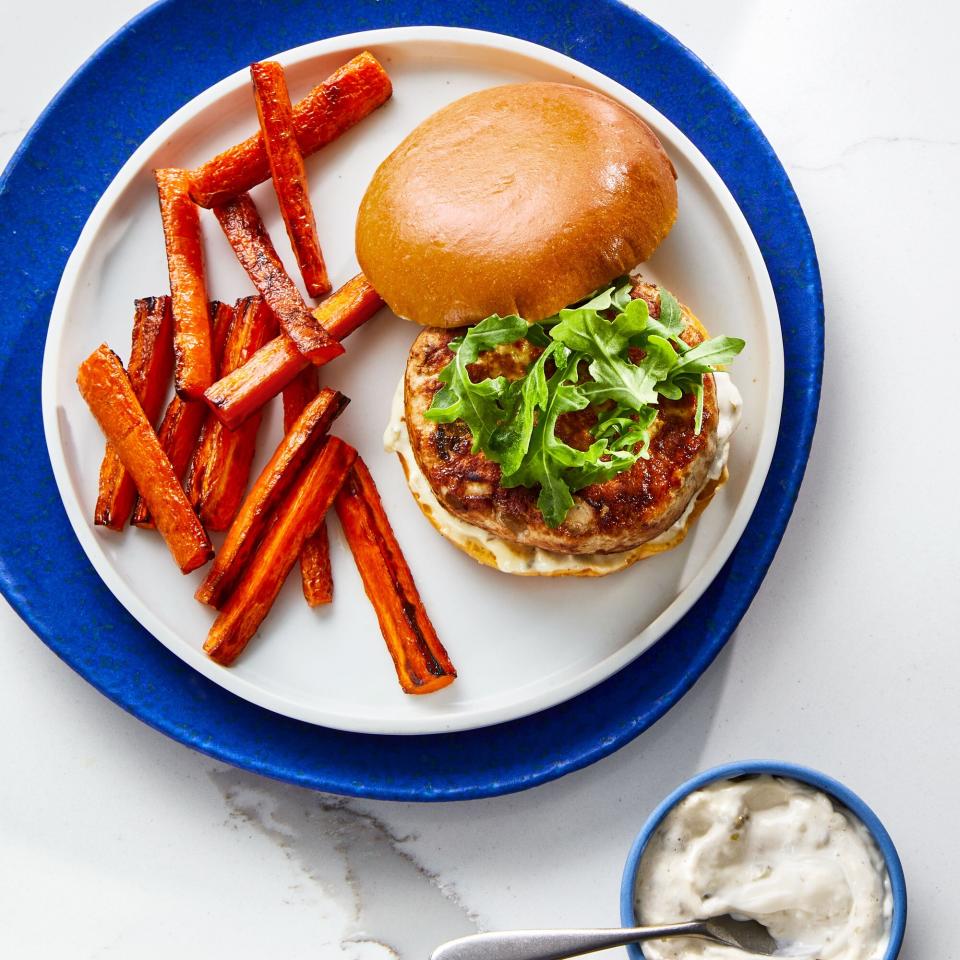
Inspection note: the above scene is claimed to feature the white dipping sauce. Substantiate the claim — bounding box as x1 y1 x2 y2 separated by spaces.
635 776 892 960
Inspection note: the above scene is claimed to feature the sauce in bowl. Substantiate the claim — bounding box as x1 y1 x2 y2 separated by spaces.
634 775 892 959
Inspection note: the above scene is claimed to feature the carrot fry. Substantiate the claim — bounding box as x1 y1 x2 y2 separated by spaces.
281 362 321 429
204 273 382 429
300 518 334 606
189 52 392 208
312 273 384 341
335 458 456 694
186 297 277 531
133 301 234 527
94 297 174 530
77 346 212 573
252 61 330 299
155 168 213 399
195 387 349 608
205 336 305 431
213 192 343 362
283 364 333 605
130 396 203 529
204 436 357 664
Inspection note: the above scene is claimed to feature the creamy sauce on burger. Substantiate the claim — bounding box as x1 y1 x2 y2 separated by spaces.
383 372 742 575
635 776 893 960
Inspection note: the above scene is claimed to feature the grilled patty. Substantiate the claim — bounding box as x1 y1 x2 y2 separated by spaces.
403 279 719 555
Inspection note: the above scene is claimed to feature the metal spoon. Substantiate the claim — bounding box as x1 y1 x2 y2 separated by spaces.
431 914 778 960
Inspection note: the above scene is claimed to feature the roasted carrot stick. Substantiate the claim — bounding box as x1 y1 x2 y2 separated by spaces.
94 297 174 530
195 387 348 608
78 346 212 573
204 273 382 429
155 168 213 399
213 193 342 363
281 362 321 429
283 364 333 605
189 52 392 208
335 458 456 694
205 336 306 431
132 301 234 527
300 519 333 606
186 297 277 531
130 396 202 529
252 61 330 299
204 436 357 664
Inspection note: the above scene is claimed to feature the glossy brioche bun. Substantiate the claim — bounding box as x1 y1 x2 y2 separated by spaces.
356 82 678 328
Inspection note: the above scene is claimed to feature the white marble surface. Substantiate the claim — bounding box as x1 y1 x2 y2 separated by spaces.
1 2 957 957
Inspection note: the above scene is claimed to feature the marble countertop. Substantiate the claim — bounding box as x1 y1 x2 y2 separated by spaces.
2 2 957 957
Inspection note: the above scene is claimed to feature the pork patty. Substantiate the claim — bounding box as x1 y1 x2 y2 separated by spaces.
403 279 719 555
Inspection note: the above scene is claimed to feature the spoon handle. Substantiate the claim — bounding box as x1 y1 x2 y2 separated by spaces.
430 921 707 960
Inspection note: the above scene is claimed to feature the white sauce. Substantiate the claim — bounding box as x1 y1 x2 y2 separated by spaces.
635 776 893 960
383 372 742 575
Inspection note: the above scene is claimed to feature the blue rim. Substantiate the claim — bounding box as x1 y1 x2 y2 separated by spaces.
619 760 907 959
0 1 822 800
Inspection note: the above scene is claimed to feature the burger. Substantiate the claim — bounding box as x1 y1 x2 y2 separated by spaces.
357 82 744 576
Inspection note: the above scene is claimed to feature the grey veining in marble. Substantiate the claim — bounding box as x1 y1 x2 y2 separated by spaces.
212 770 478 957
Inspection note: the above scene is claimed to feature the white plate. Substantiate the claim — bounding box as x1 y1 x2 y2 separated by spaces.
42 27 783 735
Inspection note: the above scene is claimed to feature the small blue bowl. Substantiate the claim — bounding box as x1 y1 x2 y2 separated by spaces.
620 760 907 959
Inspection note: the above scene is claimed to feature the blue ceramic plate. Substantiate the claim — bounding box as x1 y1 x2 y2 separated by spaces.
0 1 821 799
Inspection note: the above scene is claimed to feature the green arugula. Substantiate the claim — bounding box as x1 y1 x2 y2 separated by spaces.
426 313 527 451
551 298 670 408
426 282 744 528
500 350 591 526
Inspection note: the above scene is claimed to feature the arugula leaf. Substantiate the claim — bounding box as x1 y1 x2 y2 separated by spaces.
655 381 684 401
573 278 634 313
656 335 745 433
523 322 553 348
537 280 634 329
425 314 527 451
671 335 745 373
456 313 529 362
656 286 685 337
551 304 672 409
564 447 637 489
593 404 658 455
488 341 561 476
692 380 705 434
501 353 591 528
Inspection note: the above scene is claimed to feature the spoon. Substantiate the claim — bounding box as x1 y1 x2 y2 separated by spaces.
431 913 778 960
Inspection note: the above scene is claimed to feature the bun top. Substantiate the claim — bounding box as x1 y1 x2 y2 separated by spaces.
356 82 678 328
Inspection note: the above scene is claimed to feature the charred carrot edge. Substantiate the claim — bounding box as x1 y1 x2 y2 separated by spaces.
204 436 357 665
195 387 349 608
283 364 333 605
189 52 392 208
252 61 331 299
204 274 382 429
95 297 174 530
213 193 343 362
133 301 235 527
334 458 456 694
155 168 213 399
78 346 212 573
186 297 277 532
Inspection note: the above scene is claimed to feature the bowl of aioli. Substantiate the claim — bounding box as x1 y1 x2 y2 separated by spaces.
620 760 907 960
